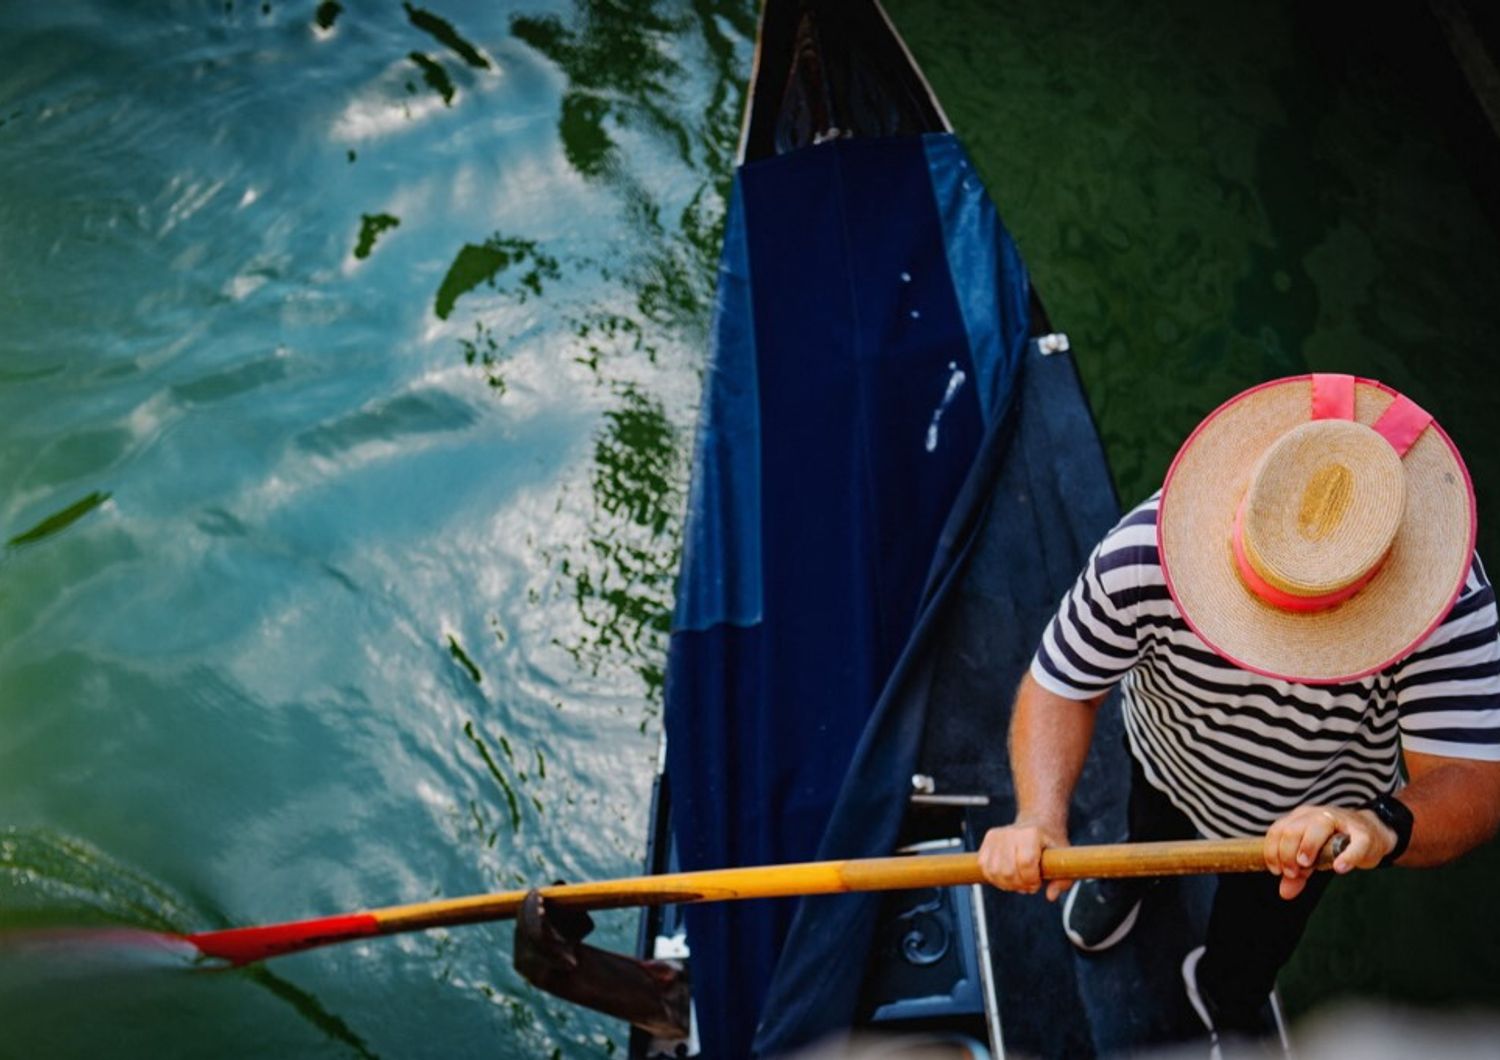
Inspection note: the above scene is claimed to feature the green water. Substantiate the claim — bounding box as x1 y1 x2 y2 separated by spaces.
2 1 1497 1057
0 1 750 1055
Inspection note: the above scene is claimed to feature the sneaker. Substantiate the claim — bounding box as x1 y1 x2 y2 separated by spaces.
1061 877 1144 952
1181 946 1285 1058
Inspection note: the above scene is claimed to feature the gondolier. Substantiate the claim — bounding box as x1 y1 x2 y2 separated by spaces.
979 373 1500 1050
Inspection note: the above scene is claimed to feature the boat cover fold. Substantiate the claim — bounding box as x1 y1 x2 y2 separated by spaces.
664 131 1097 1057
754 325 1124 1055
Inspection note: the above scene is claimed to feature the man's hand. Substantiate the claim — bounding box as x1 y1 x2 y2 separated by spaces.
987 674 1105 902
1263 804 1396 900
979 818 1073 901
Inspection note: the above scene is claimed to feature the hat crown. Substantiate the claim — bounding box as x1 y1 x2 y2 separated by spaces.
1241 419 1406 598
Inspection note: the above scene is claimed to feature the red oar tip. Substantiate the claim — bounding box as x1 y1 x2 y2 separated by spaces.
185 913 382 966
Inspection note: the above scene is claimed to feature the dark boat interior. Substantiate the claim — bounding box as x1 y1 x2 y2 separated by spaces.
740 0 947 163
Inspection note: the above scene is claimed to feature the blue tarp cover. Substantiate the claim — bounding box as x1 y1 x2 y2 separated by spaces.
664 132 1031 1057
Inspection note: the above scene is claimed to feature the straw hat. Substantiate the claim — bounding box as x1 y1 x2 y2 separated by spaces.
1158 373 1476 684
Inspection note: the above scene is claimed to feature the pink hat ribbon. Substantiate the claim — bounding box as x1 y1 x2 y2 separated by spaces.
1230 374 1432 613
1312 373 1432 455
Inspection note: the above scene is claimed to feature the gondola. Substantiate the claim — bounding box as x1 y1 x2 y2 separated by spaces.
626 1 1259 1056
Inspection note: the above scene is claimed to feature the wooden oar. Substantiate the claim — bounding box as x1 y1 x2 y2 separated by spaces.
183 835 1344 967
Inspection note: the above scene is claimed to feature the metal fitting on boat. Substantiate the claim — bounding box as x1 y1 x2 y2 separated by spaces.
1037 332 1071 355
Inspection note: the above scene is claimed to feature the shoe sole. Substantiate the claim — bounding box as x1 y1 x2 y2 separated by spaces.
1269 989 1292 1057
1181 945 1222 1060
1061 885 1143 953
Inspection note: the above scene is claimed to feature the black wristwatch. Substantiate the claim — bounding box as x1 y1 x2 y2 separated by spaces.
1363 793 1414 867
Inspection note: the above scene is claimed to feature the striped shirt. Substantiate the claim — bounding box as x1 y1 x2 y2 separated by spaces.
1030 493 1500 839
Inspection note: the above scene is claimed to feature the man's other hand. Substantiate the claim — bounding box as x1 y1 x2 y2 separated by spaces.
979 819 1073 901
1263 804 1396 901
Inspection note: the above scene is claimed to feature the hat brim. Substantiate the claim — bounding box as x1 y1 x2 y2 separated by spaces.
1158 375 1476 685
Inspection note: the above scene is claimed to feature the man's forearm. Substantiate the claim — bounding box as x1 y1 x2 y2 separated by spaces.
1395 750 1500 867
1266 749 1500 898
1008 672 1105 831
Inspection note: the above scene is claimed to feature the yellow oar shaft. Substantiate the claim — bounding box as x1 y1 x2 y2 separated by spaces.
375 834 1321 932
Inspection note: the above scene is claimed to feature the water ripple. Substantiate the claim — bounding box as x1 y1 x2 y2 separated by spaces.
0 1 754 1055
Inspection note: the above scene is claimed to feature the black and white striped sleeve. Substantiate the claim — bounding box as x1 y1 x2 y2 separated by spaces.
1028 500 1155 700
1393 555 1500 761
